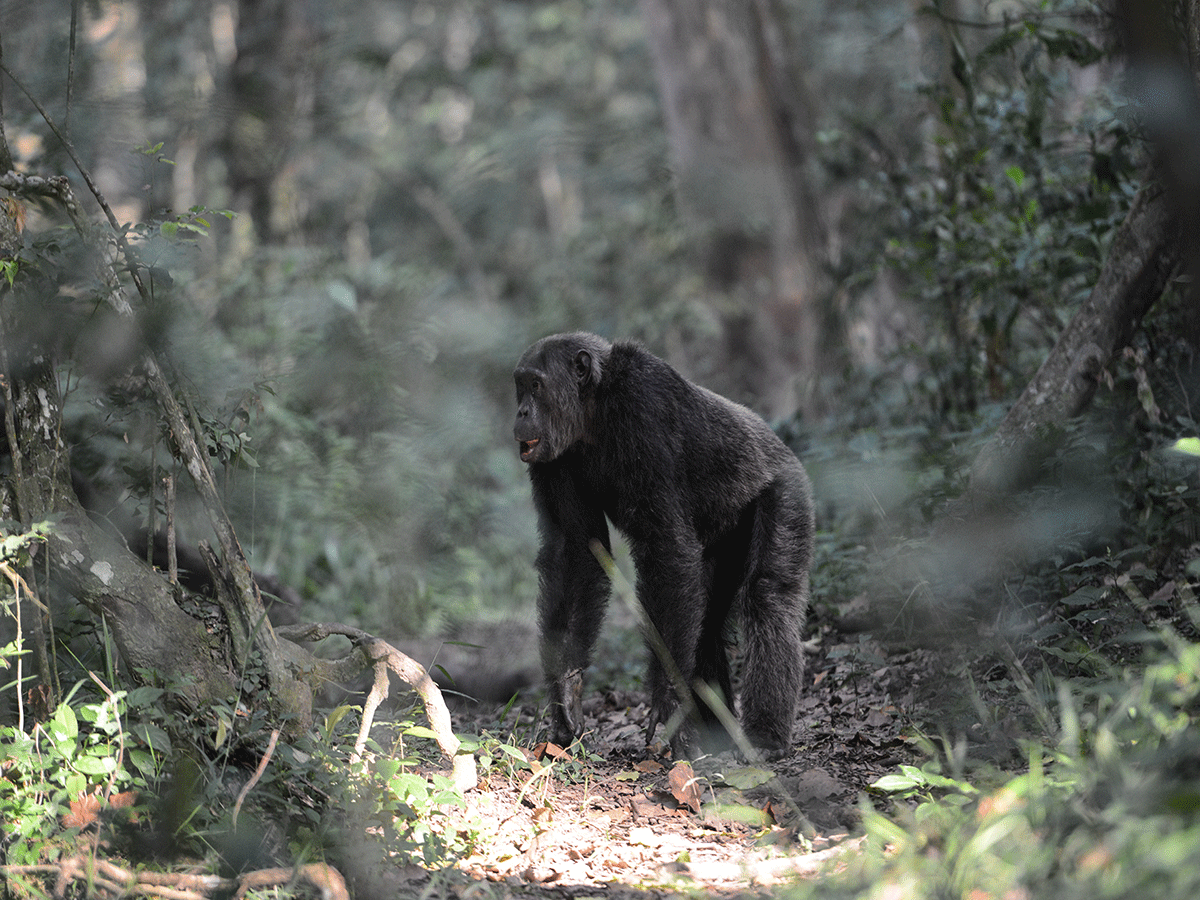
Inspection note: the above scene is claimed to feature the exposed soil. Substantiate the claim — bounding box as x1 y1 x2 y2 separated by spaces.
369 607 994 899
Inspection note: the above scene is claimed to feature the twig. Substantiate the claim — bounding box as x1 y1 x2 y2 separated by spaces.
1 561 27 732
0 858 349 900
165 471 177 585
232 727 279 828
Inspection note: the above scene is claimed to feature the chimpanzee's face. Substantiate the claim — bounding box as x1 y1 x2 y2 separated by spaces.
513 335 605 465
513 366 554 463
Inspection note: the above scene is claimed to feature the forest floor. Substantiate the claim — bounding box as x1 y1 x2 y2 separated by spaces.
368 603 1021 899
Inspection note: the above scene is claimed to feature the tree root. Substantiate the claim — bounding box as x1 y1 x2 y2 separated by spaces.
277 622 478 791
1 859 349 900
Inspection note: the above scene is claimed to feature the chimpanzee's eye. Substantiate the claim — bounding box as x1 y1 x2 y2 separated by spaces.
531 379 541 394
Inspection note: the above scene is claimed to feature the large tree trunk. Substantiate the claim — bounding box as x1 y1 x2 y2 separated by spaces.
1 355 236 710
641 0 826 417
223 0 322 243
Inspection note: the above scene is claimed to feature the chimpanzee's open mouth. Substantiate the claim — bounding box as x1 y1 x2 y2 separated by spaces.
519 439 540 461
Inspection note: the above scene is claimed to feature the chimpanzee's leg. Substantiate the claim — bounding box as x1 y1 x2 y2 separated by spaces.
737 467 814 751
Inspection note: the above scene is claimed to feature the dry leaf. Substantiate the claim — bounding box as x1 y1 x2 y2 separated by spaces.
62 792 101 829
794 768 844 801
533 741 569 760
567 844 595 860
634 759 664 774
108 791 139 809
630 793 661 820
668 761 702 813
522 866 561 883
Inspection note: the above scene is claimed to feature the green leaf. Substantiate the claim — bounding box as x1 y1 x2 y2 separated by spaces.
496 742 529 764
323 704 354 736
130 722 170 753
75 754 116 776
702 802 771 826
128 749 156 776
375 758 402 782
1170 437 1200 457
720 766 774 790
1062 586 1103 607
125 686 165 708
403 725 440 742
49 704 79 749
389 771 428 800
872 773 920 793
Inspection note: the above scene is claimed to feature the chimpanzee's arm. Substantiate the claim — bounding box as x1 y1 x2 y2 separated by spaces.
530 464 611 746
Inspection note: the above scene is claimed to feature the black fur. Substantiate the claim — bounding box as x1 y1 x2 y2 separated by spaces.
513 333 814 753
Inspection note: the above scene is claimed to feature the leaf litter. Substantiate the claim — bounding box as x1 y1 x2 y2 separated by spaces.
397 612 953 898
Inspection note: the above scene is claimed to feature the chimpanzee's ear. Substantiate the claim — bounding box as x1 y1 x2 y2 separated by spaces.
574 349 601 386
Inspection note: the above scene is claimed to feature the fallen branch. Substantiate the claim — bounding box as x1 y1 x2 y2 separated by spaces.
663 836 866 884
277 622 478 791
0 859 349 900
232 727 280 828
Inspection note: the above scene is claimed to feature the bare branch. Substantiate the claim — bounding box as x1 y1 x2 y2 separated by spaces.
278 622 478 791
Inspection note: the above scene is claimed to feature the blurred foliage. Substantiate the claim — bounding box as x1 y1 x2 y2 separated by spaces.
837 630 1200 900
826 0 1140 425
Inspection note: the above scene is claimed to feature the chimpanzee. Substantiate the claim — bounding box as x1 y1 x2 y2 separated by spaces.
513 332 813 753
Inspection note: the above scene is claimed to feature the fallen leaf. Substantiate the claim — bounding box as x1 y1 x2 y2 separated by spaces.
794 768 845 801
668 761 702 813
532 741 569 760
634 759 664 774
865 709 892 727
630 793 661 820
522 866 561 883
108 791 139 809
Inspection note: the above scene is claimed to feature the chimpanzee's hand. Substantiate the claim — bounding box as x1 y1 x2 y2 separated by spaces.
548 667 584 747
646 694 698 757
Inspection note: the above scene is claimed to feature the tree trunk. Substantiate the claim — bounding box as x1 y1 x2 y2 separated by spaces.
1 355 236 711
223 0 322 243
969 183 1182 495
641 0 826 417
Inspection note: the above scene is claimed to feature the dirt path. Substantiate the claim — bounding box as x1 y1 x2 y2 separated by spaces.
390 617 953 898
